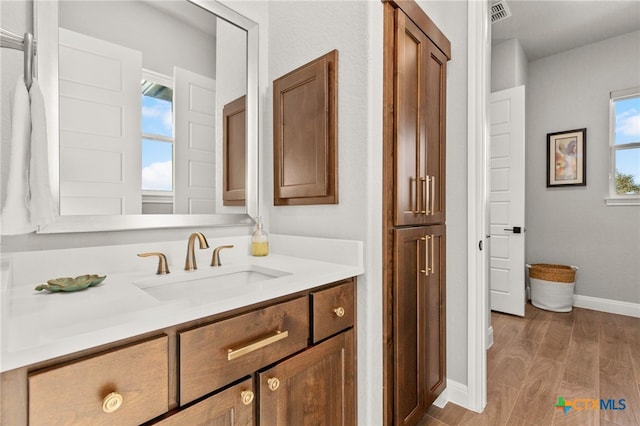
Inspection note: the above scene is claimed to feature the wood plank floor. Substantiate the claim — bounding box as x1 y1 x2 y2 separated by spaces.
418 304 640 426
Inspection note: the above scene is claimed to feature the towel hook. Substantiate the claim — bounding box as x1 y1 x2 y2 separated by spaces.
0 28 35 90
23 32 34 90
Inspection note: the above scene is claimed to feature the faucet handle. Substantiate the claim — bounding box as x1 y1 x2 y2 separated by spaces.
211 245 234 267
138 252 170 275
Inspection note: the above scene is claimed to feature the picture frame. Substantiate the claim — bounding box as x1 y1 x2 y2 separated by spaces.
547 128 587 187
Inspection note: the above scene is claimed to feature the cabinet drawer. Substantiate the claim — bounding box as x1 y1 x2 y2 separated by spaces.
311 280 355 343
154 378 254 426
28 336 169 426
179 296 309 405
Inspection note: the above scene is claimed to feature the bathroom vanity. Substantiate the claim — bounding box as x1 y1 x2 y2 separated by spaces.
0 235 362 425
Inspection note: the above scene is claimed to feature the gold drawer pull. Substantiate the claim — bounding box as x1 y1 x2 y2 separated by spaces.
333 307 345 317
102 392 123 413
227 330 289 361
241 390 254 405
267 377 280 391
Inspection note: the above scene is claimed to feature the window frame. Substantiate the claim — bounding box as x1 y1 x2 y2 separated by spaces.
141 69 175 199
607 87 640 206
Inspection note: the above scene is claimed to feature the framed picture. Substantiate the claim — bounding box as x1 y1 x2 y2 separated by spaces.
547 128 587 187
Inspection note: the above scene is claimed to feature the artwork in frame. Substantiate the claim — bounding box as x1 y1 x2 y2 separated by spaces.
547 128 587 187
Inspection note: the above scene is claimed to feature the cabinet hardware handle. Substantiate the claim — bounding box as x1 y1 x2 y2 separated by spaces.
267 377 280 391
431 175 436 215
425 176 431 215
102 392 123 413
420 177 427 214
425 235 431 276
227 330 289 361
241 390 254 405
418 238 425 277
430 234 435 275
410 177 418 213
333 307 345 317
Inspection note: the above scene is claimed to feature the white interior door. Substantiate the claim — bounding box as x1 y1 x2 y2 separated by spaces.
173 67 216 214
489 85 526 316
58 28 142 215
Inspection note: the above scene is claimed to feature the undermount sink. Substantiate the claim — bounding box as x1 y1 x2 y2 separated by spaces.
133 264 291 303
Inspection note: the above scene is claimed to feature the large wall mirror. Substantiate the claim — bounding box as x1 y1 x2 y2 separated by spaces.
34 0 258 233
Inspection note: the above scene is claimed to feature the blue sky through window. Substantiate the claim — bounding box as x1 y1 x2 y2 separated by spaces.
614 96 640 182
142 91 173 191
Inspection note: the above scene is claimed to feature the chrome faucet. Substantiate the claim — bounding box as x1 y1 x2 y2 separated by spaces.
211 245 234 267
185 232 209 270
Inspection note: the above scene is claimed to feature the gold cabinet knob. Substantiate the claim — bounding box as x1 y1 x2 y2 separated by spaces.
241 390 254 405
102 392 123 413
267 377 280 391
333 307 345 317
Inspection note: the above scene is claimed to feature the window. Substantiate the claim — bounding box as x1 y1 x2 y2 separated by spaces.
141 71 174 192
609 88 640 204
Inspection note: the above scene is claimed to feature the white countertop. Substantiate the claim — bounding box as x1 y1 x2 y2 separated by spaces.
0 235 363 372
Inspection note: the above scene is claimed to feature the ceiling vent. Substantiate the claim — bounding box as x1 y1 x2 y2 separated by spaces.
491 0 512 24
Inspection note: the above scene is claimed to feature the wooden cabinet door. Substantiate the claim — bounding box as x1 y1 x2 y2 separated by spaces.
424 225 446 405
155 378 254 426
393 225 446 425
394 10 447 226
393 227 428 426
258 329 355 426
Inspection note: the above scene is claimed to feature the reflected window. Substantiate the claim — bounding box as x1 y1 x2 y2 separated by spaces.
141 74 174 192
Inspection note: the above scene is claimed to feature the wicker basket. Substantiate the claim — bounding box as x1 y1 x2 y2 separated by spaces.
528 263 576 284
527 264 578 312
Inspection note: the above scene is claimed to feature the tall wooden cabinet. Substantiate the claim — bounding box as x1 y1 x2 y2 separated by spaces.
383 1 451 425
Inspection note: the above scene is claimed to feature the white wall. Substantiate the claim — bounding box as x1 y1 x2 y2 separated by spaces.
527 30 640 304
491 38 527 92
266 2 382 422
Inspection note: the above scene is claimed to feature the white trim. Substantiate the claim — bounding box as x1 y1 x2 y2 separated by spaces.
465 0 489 415
433 387 448 408
487 326 494 349
573 294 640 318
433 379 470 409
604 197 640 206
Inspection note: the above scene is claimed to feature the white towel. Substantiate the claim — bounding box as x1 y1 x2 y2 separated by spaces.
0 77 57 235
28 78 57 227
1 77 35 235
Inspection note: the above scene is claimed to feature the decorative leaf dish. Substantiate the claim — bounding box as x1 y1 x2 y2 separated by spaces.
35 274 107 293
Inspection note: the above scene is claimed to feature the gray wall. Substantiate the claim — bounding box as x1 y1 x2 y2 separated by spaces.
59 1 216 80
527 30 640 304
491 38 527 92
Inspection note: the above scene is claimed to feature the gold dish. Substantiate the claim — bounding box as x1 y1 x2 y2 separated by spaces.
35 274 107 293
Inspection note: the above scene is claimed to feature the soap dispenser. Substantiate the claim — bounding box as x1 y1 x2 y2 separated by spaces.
251 217 269 256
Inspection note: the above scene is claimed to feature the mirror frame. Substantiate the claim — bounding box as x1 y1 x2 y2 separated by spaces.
34 0 259 233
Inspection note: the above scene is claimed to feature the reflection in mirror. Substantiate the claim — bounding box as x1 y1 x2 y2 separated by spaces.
34 0 258 232
57 0 246 216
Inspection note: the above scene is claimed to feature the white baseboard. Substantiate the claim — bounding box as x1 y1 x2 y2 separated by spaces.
487 326 494 349
432 379 469 409
573 294 640 318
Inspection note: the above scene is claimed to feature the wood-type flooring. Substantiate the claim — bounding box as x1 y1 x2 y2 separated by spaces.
418 304 640 426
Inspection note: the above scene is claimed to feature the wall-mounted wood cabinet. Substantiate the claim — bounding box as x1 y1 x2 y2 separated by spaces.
394 11 447 227
273 50 338 206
